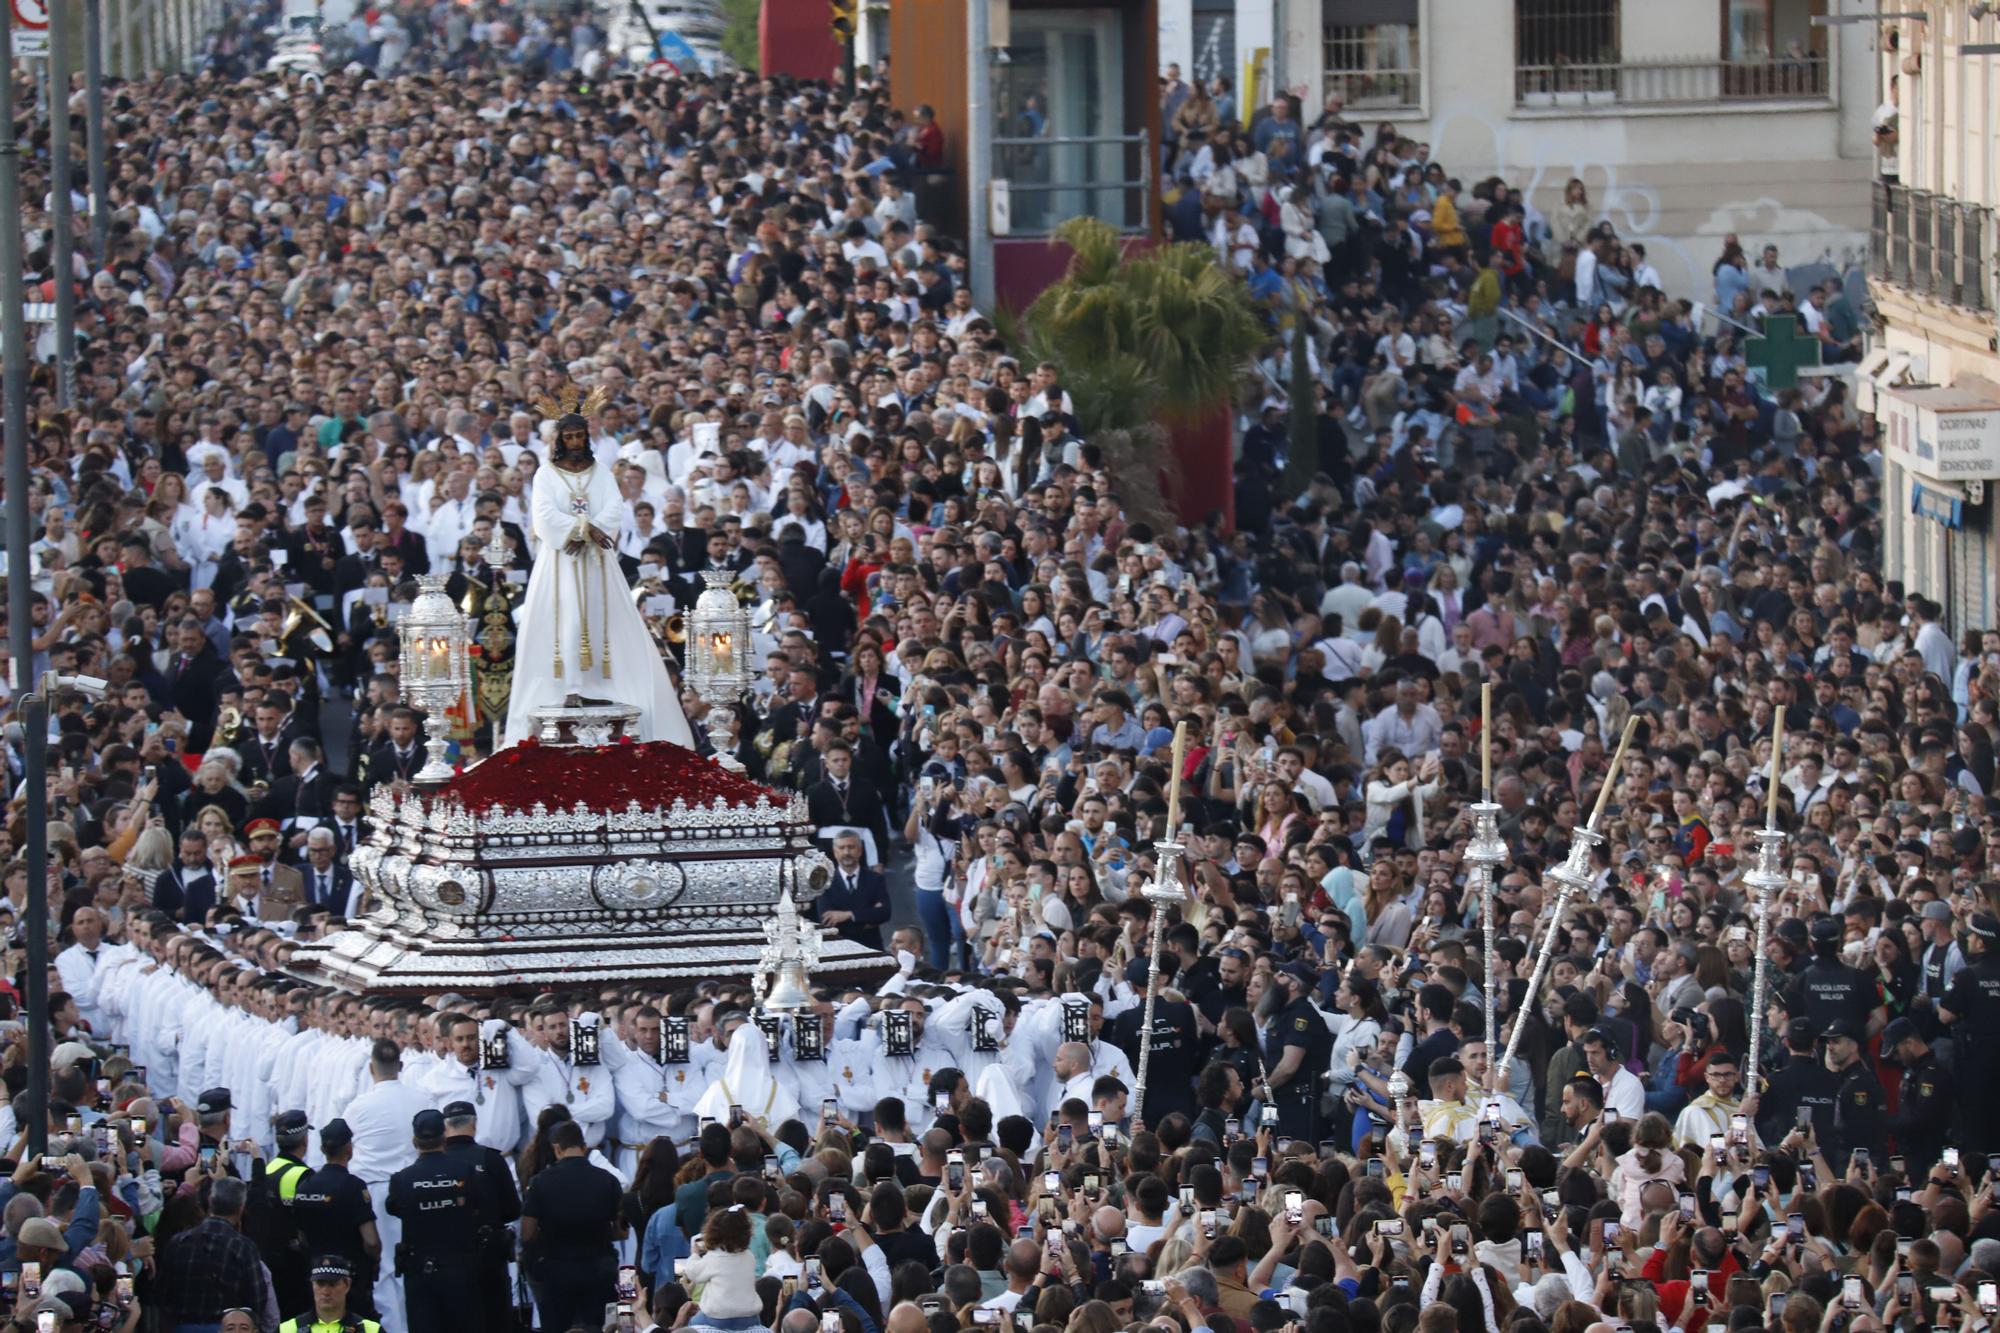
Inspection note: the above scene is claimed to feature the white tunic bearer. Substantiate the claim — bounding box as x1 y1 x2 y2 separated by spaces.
500 454 692 749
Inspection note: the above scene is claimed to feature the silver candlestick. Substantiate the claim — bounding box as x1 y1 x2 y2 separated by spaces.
1384 1069 1413 1165
1497 824 1602 1080
1742 827 1788 1094
1464 799 1508 1070
1131 836 1189 1130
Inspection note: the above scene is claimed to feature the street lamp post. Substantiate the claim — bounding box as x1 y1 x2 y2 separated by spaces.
84 0 110 263
49 0 76 407
2 0 41 1157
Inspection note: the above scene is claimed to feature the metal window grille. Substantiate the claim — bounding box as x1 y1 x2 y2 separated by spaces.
1965 207 1992 312
1937 200 1962 306
1869 180 1890 274
1324 23 1422 108
1515 0 1621 97
1912 191 1935 297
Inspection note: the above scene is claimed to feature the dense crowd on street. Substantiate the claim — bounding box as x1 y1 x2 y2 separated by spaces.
0 5 1996 1333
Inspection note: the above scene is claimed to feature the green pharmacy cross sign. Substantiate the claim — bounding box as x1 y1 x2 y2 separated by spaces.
1744 313 1821 391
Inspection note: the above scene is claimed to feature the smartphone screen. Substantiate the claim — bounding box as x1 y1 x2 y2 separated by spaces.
617 1265 638 1299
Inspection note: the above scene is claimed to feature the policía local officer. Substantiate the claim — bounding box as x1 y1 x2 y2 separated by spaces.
440 1099 520 1332
290 1119 381 1316
1263 963 1333 1139
280 1256 383 1333
386 1109 491 1333
1797 917 1886 1036
248 1110 315 1315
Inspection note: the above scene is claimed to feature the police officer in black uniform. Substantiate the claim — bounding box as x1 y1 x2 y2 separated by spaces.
440 1100 520 1333
1821 1018 1887 1173
245 1110 314 1315
1938 913 2000 1155
1756 1017 1840 1148
387 1109 492 1333
1263 963 1332 1140
1109 951 1201 1126
1882 1016 1955 1176
1797 918 1886 1035
290 1118 381 1317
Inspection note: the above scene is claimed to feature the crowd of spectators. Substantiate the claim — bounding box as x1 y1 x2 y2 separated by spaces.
1 10 1999 1333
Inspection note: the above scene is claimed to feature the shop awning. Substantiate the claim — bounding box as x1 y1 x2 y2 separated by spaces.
1912 477 1966 528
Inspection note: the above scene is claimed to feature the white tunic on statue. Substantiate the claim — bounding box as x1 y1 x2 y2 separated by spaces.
501 458 694 748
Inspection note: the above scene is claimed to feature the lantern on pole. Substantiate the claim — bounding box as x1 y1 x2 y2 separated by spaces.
396 573 472 784
685 570 752 770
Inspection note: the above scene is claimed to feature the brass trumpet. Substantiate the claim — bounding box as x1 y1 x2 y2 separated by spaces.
281 595 335 653
662 614 687 644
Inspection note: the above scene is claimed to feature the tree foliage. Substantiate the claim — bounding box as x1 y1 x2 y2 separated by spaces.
1020 217 1261 432
721 0 760 73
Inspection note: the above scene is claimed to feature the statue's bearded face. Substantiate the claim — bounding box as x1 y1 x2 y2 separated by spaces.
557 424 589 456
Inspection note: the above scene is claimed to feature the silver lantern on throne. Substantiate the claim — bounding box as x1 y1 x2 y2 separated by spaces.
397 573 473 784
685 570 753 770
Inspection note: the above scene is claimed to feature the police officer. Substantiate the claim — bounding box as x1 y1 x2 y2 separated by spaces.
1882 1016 1955 1176
1108 952 1201 1126
1797 918 1886 1036
1756 1017 1840 1148
280 1255 383 1333
1262 963 1332 1140
1938 913 2000 1155
1821 1018 1887 1172
246 1109 315 1314
440 1100 519 1332
292 1119 381 1317
387 1109 491 1333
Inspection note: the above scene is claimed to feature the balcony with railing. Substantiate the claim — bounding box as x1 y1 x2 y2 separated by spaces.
1513 55 1830 108
1870 181 1994 314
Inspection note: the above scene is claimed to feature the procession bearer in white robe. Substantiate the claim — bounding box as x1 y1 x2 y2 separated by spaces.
501 389 693 749
519 1004 617 1148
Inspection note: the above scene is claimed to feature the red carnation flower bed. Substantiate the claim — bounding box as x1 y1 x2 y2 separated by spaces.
443 740 777 815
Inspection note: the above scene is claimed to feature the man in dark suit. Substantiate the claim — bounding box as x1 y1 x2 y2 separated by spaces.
298 827 355 913
165 619 227 751
804 741 890 870
236 699 302 786
364 708 427 790
332 519 385 604
154 830 219 924
327 784 370 857
258 737 336 832
809 830 892 952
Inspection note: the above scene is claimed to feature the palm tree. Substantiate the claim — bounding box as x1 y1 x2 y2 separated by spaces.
1018 217 1263 525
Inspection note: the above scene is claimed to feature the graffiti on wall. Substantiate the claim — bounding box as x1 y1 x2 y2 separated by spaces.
1425 100 1869 302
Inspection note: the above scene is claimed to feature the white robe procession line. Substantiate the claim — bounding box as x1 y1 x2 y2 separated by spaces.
501 456 694 748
